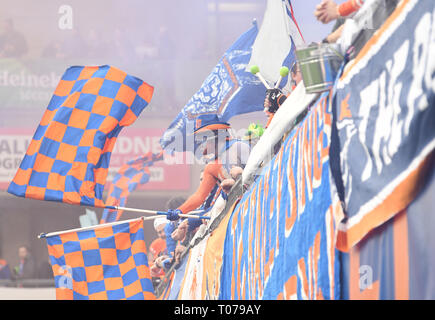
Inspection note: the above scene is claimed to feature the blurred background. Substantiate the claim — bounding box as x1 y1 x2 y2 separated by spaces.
0 0 332 284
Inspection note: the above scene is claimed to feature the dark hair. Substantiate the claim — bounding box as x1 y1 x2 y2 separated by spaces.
19 245 30 252
165 196 187 210
291 62 300 75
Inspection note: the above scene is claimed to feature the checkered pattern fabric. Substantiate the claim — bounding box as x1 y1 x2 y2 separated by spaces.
100 152 163 224
7 65 154 208
45 218 156 300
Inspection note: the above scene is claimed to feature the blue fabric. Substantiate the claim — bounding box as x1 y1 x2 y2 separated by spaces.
219 92 341 299
330 0 435 227
0 263 11 280
164 222 178 258
167 209 181 221
160 22 264 154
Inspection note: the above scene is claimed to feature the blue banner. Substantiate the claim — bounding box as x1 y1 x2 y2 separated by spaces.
160 22 265 153
331 0 435 251
219 93 341 300
340 162 435 300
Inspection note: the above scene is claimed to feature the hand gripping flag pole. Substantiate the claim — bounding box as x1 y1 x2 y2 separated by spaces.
38 210 208 239
40 216 156 300
250 65 272 89
274 66 289 89
38 216 148 239
104 205 210 220
250 65 290 90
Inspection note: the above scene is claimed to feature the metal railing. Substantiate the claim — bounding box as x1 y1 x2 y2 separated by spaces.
0 279 55 288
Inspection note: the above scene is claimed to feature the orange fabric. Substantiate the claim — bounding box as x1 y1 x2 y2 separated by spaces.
137 82 154 102
393 210 409 300
349 244 380 299
336 149 434 252
195 123 230 133
265 114 274 128
105 67 127 83
69 108 91 129
178 161 226 214
81 77 104 95
338 0 364 17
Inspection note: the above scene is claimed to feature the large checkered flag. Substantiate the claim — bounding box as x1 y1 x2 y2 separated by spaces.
41 217 156 300
7 65 153 208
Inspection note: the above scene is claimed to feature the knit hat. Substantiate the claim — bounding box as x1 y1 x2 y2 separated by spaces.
153 217 168 231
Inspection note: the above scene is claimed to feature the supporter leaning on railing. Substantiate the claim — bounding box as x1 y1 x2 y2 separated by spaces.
153 116 253 279
315 0 365 44
315 0 364 24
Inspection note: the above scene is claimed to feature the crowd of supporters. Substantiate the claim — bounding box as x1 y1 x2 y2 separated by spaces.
146 0 373 293
1 0 375 292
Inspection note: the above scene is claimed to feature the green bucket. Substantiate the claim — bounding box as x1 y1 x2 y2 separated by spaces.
295 44 343 94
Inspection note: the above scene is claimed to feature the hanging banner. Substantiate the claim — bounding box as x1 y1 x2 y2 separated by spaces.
340 164 435 300
219 93 342 300
331 0 435 251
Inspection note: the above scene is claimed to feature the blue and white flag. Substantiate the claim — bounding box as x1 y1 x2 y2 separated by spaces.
160 21 265 154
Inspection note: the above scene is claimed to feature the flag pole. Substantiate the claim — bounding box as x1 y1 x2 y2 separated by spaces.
106 205 209 220
38 211 209 239
38 216 146 239
250 65 272 89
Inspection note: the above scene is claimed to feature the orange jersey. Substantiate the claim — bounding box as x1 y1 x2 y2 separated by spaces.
338 0 364 17
178 160 227 214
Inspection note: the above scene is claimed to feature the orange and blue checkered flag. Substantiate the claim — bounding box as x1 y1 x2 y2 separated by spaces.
7 65 153 208
100 152 164 224
42 217 156 300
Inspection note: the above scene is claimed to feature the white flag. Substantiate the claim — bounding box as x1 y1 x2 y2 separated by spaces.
247 0 305 91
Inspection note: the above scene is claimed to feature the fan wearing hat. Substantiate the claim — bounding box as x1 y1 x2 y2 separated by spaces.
165 114 251 222
264 88 288 128
263 62 303 129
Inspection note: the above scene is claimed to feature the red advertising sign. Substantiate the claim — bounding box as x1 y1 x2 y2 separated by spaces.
0 127 190 191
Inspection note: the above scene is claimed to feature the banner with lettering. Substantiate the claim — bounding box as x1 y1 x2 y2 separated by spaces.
172 195 231 300
219 92 342 300
330 0 435 252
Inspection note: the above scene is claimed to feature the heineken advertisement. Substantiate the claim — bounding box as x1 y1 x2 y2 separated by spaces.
0 57 217 127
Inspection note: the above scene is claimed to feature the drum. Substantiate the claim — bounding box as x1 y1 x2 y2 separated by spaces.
295 44 343 94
